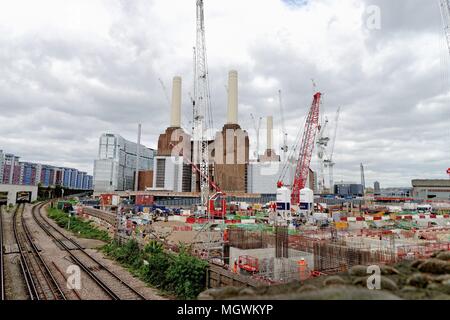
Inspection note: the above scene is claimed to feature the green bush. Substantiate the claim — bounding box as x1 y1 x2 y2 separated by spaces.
140 251 172 288
47 207 110 241
103 240 208 299
165 248 208 299
144 240 164 254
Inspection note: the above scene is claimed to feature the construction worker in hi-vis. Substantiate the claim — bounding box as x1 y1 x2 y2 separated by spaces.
298 257 307 281
233 258 238 273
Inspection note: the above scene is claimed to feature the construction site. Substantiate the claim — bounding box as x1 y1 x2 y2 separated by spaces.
82 0 450 289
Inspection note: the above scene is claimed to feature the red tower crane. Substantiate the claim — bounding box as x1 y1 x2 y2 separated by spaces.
286 92 322 205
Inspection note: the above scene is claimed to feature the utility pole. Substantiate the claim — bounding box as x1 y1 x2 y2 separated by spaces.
135 124 141 192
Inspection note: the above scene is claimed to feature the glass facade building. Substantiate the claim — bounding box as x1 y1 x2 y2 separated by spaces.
93 133 155 192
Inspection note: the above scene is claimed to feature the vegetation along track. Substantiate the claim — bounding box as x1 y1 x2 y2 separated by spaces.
32 202 145 300
13 204 66 300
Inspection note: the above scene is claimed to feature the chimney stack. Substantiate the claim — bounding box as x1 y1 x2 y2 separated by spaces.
227 70 238 125
266 116 273 152
170 76 182 128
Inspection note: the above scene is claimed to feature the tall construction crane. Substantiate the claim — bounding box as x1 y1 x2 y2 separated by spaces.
278 92 322 205
278 90 289 162
324 107 340 192
193 0 212 218
439 0 450 57
360 163 366 191
158 78 171 105
250 113 262 159
438 1 450 178
316 116 329 194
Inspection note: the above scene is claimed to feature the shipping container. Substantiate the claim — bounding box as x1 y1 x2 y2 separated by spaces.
100 194 113 206
135 194 154 206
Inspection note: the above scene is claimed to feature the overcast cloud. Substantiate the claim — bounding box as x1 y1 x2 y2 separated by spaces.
0 0 449 187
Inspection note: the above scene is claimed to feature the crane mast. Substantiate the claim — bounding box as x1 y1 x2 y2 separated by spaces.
278 90 288 162
440 0 450 57
193 0 211 217
291 92 322 205
316 116 329 194
324 107 340 192
360 163 366 192
438 1 450 177
250 113 262 159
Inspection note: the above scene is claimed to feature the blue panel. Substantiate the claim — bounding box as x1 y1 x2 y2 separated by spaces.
276 202 290 211
299 203 311 210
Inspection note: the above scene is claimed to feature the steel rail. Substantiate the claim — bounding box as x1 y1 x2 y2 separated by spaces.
33 202 145 300
21 203 67 300
12 204 39 300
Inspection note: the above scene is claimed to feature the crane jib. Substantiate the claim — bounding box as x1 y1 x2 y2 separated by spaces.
291 92 321 205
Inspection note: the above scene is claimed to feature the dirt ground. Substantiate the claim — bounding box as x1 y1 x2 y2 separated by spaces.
150 220 222 246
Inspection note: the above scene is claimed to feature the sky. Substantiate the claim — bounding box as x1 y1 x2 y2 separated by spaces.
0 0 449 188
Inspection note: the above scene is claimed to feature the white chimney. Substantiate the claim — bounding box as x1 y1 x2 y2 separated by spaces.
170 76 182 127
267 116 273 151
227 70 238 125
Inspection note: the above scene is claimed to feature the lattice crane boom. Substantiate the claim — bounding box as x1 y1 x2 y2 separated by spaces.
158 78 171 105
250 113 262 159
325 106 340 191
279 90 288 161
328 107 340 163
193 0 211 217
290 92 322 205
439 0 450 56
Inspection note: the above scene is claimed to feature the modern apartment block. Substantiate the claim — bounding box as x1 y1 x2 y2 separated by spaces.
93 133 156 192
0 150 93 190
1 153 20 185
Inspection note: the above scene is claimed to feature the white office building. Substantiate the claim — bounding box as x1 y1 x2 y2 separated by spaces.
152 156 192 192
93 133 156 192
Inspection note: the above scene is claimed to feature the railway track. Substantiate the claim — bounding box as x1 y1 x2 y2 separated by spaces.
13 204 66 300
0 205 5 300
32 202 145 300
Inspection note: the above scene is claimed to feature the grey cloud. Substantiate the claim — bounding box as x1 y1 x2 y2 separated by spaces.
0 0 448 186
